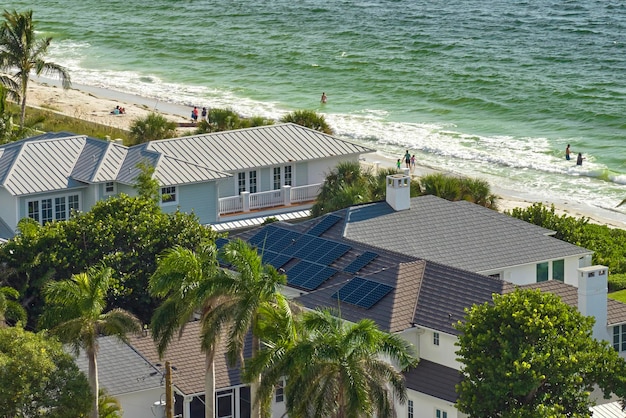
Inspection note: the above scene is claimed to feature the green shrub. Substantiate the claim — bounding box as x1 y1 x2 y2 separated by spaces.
609 273 626 292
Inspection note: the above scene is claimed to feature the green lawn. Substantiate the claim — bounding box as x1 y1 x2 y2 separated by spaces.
609 289 626 304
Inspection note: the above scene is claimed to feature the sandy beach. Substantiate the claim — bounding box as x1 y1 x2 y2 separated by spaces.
22 79 626 230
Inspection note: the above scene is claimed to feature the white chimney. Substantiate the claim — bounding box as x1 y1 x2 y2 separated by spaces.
577 265 610 342
386 173 411 211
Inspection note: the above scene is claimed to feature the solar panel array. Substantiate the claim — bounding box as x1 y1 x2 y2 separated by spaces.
287 261 338 290
261 251 292 269
332 277 394 309
306 214 342 236
343 251 379 273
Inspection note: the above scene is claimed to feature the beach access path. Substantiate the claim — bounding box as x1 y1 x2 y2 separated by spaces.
22 79 626 230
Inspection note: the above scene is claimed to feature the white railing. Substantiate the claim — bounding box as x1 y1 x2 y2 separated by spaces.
291 183 322 203
250 189 284 210
218 182 322 216
219 195 243 214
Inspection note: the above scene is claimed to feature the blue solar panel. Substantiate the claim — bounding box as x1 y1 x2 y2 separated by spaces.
294 237 327 260
306 214 342 236
249 224 279 246
316 243 351 265
300 266 337 290
286 261 314 286
282 235 315 256
269 254 292 269
343 251 379 273
332 277 393 309
215 237 229 249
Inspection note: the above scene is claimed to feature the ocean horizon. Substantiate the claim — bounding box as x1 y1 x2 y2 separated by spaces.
5 0 626 225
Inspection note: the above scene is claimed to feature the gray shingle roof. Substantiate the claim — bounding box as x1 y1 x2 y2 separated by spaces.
74 336 162 396
147 123 374 172
343 195 592 273
404 359 462 403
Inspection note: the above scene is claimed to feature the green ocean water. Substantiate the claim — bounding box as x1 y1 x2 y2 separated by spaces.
5 0 626 221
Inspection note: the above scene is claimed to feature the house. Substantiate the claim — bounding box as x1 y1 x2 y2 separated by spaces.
0 124 374 241
74 336 164 418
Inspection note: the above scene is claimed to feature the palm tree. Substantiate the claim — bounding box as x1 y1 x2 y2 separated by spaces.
281 110 333 134
0 9 71 129
149 241 224 418
42 265 141 418
248 308 417 418
128 112 177 144
149 239 290 418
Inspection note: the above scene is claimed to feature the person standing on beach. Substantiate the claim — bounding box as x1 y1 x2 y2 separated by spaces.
404 150 411 168
191 107 199 122
321 92 327 104
565 144 572 160
201 107 207 120
410 154 416 170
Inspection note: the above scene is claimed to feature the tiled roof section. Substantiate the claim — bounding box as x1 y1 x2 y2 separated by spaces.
607 299 626 326
3 136 87 195
414 262 515 335
404 359 462 403
74 336 162 396
344 195 592 273
128 321 250 396
147 123 374 172
92 142 127 182
296 260 425 333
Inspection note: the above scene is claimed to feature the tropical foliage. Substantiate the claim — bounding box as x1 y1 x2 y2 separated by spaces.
0 325 92 417
417 173 498 209
128 112 177 144
194 108 274 134
455 289 626 417
0 285 26 326
0 9 71 128
246 308 417 418
42 265 141 418
507 203 626 287
281 109 333 134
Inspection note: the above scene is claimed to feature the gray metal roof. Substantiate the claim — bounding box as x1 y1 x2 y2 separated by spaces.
74 336 162 396
343 195 592 273
590 401 626 418
92 142 127 183
147 123 374 172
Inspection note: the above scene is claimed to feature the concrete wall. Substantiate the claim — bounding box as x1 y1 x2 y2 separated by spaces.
118 388 165 418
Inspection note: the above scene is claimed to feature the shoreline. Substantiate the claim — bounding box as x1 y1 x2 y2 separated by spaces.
22 79 626 230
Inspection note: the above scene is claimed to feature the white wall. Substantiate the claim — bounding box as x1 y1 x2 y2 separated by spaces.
0 188 17 232
118 388 165 418
403 390 460 418
417 328 459 370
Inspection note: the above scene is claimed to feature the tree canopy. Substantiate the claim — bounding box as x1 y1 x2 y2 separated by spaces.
455 288 626 417
0 326 92 417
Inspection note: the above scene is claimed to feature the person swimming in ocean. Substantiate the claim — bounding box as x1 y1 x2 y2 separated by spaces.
321 92 327 104
576 152 585 166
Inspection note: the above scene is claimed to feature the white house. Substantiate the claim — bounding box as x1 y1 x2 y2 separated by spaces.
0 124 374 241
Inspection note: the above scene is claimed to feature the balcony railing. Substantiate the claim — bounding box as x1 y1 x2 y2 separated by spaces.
218 183 321 216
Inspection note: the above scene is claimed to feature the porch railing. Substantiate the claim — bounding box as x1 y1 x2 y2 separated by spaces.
218 182 322 216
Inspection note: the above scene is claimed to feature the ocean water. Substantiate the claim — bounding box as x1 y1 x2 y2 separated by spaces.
5 0 626 222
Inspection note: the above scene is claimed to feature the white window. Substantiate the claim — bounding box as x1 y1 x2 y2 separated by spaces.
433 331 440 346
104 181 116 194
216 389 234 418
27 194 79 224
275 380 284 403
284 165 292 186
273 167 281 190
238 172 246 194
613 325 626 352
249 170 257 193
436 409 448 418
161 186 177 204
408 400 414 418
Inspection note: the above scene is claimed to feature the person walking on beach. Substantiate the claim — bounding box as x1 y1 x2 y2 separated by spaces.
396 159 401 170
565 144 572 160
321 92 327 104
404 150 411 168
576 153 585 166
410 154 416 170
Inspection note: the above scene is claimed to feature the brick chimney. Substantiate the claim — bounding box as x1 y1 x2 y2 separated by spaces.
386 172 411 211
